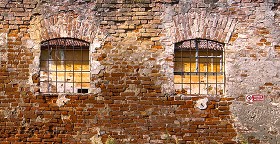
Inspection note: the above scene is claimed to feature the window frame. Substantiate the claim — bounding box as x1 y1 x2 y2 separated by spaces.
39 38 91 94
174 38 225 95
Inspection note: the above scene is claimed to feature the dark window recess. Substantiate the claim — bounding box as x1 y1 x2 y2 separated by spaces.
174 38 225 95
77 89 89 93
40 38 90 93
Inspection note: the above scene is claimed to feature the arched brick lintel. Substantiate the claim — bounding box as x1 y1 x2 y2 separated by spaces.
173 12 237 44
29 12 98 43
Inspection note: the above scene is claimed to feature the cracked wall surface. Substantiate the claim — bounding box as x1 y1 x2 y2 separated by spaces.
0 0 279 143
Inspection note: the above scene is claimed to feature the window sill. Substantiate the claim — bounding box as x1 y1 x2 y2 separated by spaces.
174 72 224 75
169 93 226 101
38 92 92 97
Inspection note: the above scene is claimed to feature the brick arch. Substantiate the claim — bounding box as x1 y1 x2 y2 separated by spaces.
173 11 237 44
28 11 103 93
29 11 98 44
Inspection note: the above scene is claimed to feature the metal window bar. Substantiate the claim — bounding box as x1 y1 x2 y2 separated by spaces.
206 40 209 95
40 38 90 94
72 41 75 93
180 47 184 89
55 43 58 93
189 40 192 94
174 38 225 95
47 42 50 92
196 39 200 94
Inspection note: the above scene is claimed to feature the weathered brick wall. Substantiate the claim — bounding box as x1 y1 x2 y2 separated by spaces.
0 0 279 143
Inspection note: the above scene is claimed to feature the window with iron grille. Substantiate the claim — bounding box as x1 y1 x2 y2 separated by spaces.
40 38 90 93
174 39 225 95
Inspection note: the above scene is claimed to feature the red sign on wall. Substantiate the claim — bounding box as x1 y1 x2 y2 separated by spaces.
246 94 265 102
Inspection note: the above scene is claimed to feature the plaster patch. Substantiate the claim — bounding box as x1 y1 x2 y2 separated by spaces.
195 98 208 110
26 39 35 49
90 87 101 94
91 60 104 74
0 33 7 46
91 41 101 52
90 135 102 144
56 95 70 107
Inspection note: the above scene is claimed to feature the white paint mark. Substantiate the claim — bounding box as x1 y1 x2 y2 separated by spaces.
195 98 208 110
56 95 70 107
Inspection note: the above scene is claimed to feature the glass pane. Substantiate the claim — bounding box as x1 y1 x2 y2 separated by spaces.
217 75 224 83
174 58 183 72
74 82 82 90
182 84 191 94
40 60 48 71
65 61 73 71
49 82 57 93
190 61 196 72
209 62 218 72
81 82 90 89
214 62 220 72
207 84 216 95
57 72 65 82
199 58 208 72
174 75 182 83
52 49 65 61
64 50 74 60
198 51 208 56
66 72 74 82
56 61 64 71
174 84 182 91
217 84 224 95
57 82 65 93
82 72 90 82
174 51 182 58
82 61 90 71
213 51 223 56
74 72 82 82
65 83 74 93
41 50 49 60
48 60 56 71
73 51 83 61
208 74 217 83
191 84 199 94
73 62 82 70
48 72 56 82
199 74 207 83
183 75 190 83
40 82 48 93
50 49 56 60
184 62 191 72
200 83 208 95
40 71 49 81
191 75 199 83
82 50 89 61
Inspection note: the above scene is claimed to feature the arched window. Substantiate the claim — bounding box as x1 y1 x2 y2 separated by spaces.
174 39 224 95
40 38 90 93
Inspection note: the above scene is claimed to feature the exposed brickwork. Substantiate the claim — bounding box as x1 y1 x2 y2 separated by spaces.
0 94 236 143
0 0 279 143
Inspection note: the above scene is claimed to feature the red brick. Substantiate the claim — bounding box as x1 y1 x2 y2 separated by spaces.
27 138 41 142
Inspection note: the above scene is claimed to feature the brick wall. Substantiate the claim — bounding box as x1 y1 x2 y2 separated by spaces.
0 0 279 143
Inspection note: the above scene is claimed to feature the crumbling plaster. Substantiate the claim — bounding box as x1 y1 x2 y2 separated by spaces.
0 0 280 143
232 101 280 143
161 0 280 142
27 2 109 94
224 1 280 143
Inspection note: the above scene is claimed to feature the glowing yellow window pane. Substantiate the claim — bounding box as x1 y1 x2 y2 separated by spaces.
82 72 90 82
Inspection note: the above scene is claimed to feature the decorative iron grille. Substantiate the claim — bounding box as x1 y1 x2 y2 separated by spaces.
174 38 225 95
40 38 90 94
